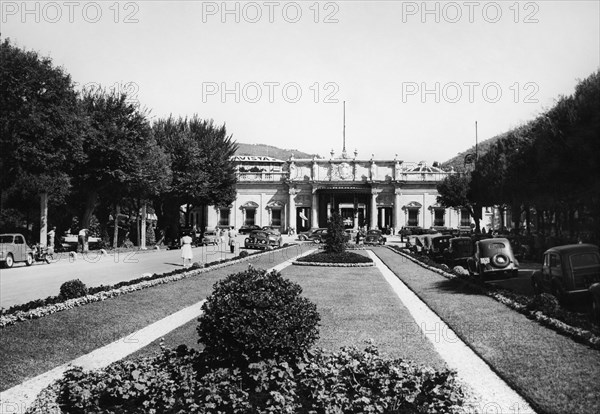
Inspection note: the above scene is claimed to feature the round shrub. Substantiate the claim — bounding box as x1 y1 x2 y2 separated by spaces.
238 250 249 258
59 279 88 300
197 267 320 366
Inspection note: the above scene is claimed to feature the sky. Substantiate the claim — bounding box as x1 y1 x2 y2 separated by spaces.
2 0 599 162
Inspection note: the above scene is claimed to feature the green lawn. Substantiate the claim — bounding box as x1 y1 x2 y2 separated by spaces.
373 248 600 414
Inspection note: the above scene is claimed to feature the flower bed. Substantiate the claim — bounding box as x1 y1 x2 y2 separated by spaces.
294 251 374 267
0 246 295 329
387 246 600 350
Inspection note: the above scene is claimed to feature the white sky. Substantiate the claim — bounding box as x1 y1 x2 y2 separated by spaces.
2 1 599 162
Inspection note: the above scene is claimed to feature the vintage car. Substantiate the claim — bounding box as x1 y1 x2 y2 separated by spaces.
400 226 424 238
261 226 281 234
244 230 282 249
0 233 34 268
201 230 220 246
531 244 600 304
364 229 386 245
467 238 519 279
307 228 328 243
442 237 474 267
238 224 261 235
426 234 452 260
298 228 321 241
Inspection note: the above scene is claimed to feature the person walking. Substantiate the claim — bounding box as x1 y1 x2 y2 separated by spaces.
181 232 193 268
228 227 236 254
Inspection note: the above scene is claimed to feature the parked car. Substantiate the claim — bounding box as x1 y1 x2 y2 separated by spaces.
427 234 452 260
364 229 386 245
239 225 261 235
0 233 34 268
298 228 321 241
442 237 474 267
400 226 424 238
307 228 328 243
531 244 600 304
202 230 220 246
261 226 281 234
244 230 282 249
467 238 519 279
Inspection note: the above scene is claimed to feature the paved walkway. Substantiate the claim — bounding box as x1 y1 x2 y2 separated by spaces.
368 250 535 413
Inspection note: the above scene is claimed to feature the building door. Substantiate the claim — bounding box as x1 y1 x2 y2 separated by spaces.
378 207 392 230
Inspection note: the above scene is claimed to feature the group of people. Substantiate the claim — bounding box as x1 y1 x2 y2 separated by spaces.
180 226 238 268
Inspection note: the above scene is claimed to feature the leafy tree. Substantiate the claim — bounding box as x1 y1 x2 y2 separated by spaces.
71 88 169 232
0 38 82 239
153 116 238 240
437 174 481 232
324 211 346 254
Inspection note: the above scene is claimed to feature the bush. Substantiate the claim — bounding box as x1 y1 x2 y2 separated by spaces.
238 250 249 258
59 279 88 300
54 343 465 413
197 267 320 367
324 211 346 254
527 293 560 314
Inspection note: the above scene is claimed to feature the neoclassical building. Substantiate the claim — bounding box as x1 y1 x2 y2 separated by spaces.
190 151 473 233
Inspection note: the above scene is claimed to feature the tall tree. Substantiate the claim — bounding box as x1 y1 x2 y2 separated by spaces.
0 38 82 242
153 116 238 240
437 174 481 232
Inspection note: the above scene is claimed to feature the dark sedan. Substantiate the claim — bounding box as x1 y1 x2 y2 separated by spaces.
239 225 261 234
364 229 386 245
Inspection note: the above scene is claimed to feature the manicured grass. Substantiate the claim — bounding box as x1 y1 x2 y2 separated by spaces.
0 250 299 391
131 256 447 371
374 248 600 414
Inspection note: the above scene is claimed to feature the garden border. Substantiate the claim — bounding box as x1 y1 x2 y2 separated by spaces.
0 245 300 329
385 246 600 350
292 261 374 267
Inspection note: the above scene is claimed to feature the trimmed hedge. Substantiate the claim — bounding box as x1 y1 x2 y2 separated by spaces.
296 251 373 264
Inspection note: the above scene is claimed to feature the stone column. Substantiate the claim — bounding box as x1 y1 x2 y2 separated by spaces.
370 188 378 229
311 188 319 228
241 208 246 226
288 188 296 232
394 189 402 233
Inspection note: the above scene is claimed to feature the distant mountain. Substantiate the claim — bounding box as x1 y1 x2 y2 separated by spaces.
441 132 510 172
235 143 321 160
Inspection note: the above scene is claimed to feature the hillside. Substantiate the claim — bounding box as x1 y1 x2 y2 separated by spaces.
441 132 510 171
235 143 321 160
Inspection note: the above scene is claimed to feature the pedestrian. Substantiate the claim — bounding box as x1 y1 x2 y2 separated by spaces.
181 232 193 268
228 227 236 254
47 226 56 249
78 228 89 253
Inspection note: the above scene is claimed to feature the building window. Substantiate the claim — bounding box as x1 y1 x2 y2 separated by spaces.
271 209 282 226
245 209 256 225
219 208 230 226
434 209 445 227
460 209 471 227
408 209 419 226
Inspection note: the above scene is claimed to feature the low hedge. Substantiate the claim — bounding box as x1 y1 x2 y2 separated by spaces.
296 251 373 264
51 343 465 413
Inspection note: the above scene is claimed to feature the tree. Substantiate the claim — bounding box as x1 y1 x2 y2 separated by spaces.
324 211 346 254
153 116 238 240
0 38 82 243
437 174 481 232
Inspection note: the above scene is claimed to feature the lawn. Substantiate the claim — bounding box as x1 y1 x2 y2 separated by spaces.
373 248 600 414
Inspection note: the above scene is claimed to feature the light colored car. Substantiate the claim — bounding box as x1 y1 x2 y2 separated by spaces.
244 230 282 249
0 233 34 268
202 230 220 246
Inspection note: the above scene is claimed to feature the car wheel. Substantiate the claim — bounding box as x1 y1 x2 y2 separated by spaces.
299 235 306 241
531 278 542 295
25 253 33 266
491 254 509 268
4 254 14 268
44 254 52 264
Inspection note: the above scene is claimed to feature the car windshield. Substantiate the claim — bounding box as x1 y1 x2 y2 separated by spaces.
0 235 14 243
367 230 380 235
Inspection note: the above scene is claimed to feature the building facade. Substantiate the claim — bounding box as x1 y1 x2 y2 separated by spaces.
192 152 472 233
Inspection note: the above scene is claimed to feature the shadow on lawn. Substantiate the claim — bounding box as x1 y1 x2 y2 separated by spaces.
429 277 488 296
